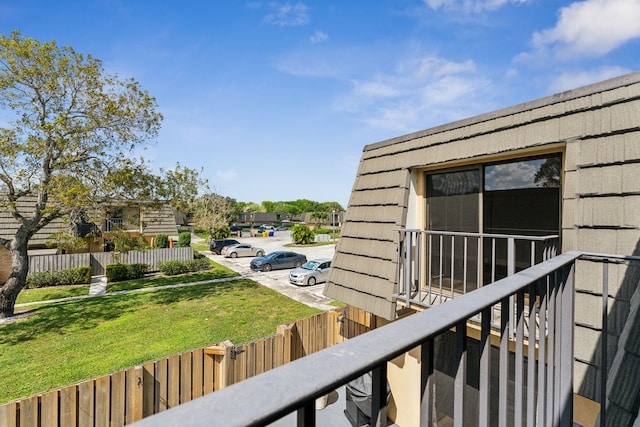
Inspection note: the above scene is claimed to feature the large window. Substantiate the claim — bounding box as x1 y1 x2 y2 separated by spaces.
425 153 562 289
484 155 561 236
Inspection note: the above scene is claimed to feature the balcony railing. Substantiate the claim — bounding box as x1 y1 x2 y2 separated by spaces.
394 230 559 339
394 229 559 309
104 217 125 232
133 252 582 427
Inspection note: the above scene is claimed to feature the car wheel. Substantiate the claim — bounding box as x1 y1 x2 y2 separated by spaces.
230 252 237 258
307 277 316 286
262 264 272 272
294 261 302 268
256 251 264 257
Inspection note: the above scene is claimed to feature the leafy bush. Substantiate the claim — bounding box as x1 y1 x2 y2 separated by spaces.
291 224 314 245
193 251 206 259
212 226 230 240
26 266 92 288
185 259 212 272
178 231 191 247
154 233 169 248
156 260 186 275
110 231 148 251
106 263 148 282
314 228 332 235
157 258 212 276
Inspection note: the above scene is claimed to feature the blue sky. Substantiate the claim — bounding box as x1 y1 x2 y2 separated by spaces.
2 0 640 208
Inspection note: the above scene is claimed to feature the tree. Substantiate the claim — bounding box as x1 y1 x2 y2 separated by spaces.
0 32 162 318
291 224 314 245
190 192 235 239
160 163 208 216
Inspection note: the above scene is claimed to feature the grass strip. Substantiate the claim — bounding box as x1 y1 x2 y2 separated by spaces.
106 261 238 292
16 285 90 304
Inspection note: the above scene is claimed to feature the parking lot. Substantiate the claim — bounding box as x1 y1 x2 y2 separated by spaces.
202 231 338 311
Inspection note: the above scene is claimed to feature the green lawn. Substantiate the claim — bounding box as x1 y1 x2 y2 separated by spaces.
16 285 90 304
1 278 320 404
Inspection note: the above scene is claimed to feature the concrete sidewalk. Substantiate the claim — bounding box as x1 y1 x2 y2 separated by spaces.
88 275 107 296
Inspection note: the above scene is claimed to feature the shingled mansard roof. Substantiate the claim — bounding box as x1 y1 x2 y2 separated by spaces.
0 195 179 247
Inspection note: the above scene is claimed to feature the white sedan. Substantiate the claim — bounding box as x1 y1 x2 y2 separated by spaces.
222 244 265 258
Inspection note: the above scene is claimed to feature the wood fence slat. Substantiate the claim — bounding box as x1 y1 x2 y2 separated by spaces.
264 335 274 372
167 355 180 408
60 385 78 426
255 339 265 376
95 376 110 427
126 366 144 424
223 344 234 387
40 390 59 427
192 349 204 399
0 401 18 427
142 362 156 417
111 370 125 426
19 396 38 427
234 345 247 384
180 352 192 404
247 342 256 379
203 352 214 394
157 358 168 412
78 380 95 427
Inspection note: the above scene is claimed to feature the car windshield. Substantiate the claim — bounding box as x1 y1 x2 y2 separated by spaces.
301 261 319 270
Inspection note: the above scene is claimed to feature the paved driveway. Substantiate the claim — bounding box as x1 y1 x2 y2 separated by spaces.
202 231 337 311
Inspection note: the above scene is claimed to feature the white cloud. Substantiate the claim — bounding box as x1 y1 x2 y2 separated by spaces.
335 54 490 131
263 2 309 26
216 169 238 182
546 66 632 93
424 0 530 13
532 0 640 59
310 30 328 44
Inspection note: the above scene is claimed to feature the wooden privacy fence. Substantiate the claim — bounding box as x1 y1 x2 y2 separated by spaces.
29 247 194 276
0 307 376 427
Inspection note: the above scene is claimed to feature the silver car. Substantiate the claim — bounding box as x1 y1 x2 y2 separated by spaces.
288 258 332 286
222 244 265 258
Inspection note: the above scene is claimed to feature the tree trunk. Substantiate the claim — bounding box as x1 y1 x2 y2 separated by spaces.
0 238 29 319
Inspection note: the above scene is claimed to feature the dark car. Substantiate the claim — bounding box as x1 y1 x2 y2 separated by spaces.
249 251 307 272
210 239 240 255
229 224 243 232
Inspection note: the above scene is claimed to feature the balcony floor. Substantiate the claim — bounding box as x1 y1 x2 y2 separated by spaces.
268 385 397 427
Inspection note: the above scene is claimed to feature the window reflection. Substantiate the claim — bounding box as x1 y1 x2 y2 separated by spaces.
484 156 561 191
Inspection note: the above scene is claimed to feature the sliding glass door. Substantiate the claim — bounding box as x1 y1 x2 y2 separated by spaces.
425 154 562 289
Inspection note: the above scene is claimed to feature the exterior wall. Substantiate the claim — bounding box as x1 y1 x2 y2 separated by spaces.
324 71 640 424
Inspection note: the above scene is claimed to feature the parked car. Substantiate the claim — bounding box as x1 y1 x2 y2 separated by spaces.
229 224 243 232
222 244 265 258
250 251 307 272
275 226 288 231
289 258 332 286
210 239 240 255
257 224 274 232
